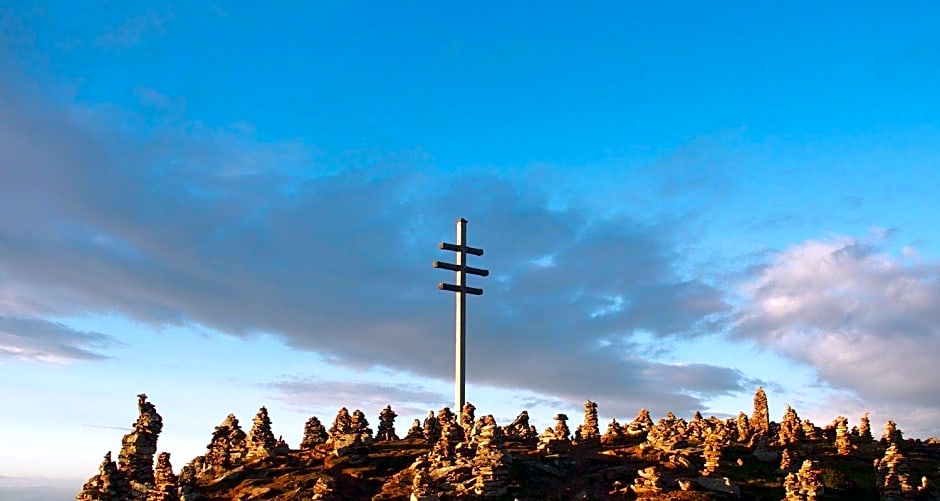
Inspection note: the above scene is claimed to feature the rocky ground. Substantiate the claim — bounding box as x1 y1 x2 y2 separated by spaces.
75 390 940 500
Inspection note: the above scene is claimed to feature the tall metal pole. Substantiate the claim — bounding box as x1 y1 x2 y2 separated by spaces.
455 218 467 411
434 218 486 413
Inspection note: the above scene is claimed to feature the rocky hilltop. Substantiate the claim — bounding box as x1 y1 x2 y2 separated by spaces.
77 388 940 500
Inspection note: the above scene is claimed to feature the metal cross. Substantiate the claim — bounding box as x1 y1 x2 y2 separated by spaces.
434 218 488 411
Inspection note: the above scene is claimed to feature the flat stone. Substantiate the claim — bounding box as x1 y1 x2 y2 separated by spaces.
695 477 741 498
753 448 779 463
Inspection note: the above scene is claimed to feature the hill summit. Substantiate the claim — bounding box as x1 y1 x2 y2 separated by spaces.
76 389 940 500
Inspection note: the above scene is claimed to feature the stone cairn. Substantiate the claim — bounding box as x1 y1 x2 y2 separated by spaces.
410 469 435 501
423 410 443 442
300 416 329 450
119 393 165 485
780 448 795 472
538 413 571 455
403 412 472 498
735 412 750 443
471 415 512 497
376 405 399 441
553 412 571 440
874 442 913 500
78 397 245 500
778 405 804 446
78 395 169 500
645 413 689 451
310 477 338 500
701 430 723 477
177 464 196 501
274 436 289 455
601 418 627 446
329 407 353 439
630 466 665 498
751 386 770 439
330 407 373 456
461 402 476 439
405 419 424 439
203 413 247 469
579 400 600 444
882 420 904 445
783 459 824 501
83 388 931 501
833 416 852 455
351 409 373 437
801 419 822 441
687 411 707 442
626 408 655 438
146 452 179 501
246 406 278 460
430 407 464 462
858 412 873 443
77 452 133 501
698 419 731 476
503 410 537 442
409 420 464 501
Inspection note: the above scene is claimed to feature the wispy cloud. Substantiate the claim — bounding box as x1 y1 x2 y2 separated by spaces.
264 377 447 417
0 478 82 501
80 424 131 432
0 316 117 362
95 8 174 50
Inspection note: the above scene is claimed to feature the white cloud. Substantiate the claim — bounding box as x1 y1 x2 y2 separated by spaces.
0 64 740 418
734 235 940 437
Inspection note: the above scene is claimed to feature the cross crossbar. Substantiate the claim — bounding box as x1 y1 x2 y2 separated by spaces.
439 242 484 256
439 282 484 295
433 260 490 277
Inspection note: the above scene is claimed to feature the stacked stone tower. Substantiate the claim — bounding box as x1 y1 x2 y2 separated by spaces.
205 413 247 468
376 405 399 441
580 400 600 443
119 394 164 485
301 416 329 450
246 406 278 460
751 387 770 438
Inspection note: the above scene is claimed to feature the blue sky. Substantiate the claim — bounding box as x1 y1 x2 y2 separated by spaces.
2 1 940 492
